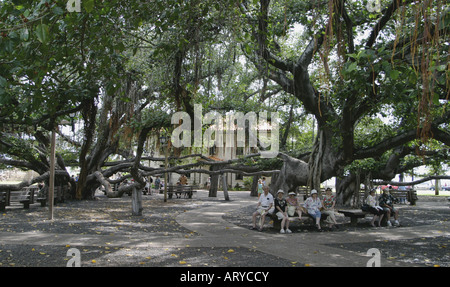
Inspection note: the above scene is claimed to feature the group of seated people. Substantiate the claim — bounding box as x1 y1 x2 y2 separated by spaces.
365 188 400 227
251 186 400 232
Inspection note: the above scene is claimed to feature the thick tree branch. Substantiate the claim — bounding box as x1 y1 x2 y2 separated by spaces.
375 175 450 186
0 158 34 170
297 33 325 70
431 126 450 146
354 129 417 159
365 0 413 48
0 170 69 191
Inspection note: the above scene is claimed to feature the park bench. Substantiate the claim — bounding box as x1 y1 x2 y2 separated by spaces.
167 185 198 199
0 191 7 211
356 188 418 206
337 209 391 226
337 209 370 226
297 187 309 200
2 186 39 210
37 185 68 206
389 189 418 205
269 209 329 230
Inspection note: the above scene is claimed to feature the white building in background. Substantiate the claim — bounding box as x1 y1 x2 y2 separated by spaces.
145 112 277 190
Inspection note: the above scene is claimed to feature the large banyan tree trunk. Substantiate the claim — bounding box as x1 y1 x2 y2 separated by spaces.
270 153 309 194
270 127 341 196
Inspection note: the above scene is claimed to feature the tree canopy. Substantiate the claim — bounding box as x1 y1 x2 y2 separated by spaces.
0 0 448 204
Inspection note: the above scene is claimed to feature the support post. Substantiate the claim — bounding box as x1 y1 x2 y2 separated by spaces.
222 174 230 201
48 129 56 220
164 145 168 203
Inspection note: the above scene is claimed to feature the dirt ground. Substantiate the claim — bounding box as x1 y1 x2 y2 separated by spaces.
0 191 448 267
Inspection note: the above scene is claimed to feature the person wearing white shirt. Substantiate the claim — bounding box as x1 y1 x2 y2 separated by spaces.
251 186 274 231
365 189 386 227
303 189 323 231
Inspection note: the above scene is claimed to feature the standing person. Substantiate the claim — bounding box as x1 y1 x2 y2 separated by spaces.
379 189 400 226
155 176 161 193
144 178 150 195
275 190 292 234
149 176 153 194
304 189 323 231
321 187 339 228
251 186 274 231
365 189 385 227
257 179 264 198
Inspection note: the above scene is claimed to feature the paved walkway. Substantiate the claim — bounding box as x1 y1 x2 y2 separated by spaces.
176 193 449 267
1 190 448 267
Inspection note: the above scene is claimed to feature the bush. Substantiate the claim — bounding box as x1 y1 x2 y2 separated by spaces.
243 177 253 190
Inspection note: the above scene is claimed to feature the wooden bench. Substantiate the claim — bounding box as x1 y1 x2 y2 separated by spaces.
297 187 309 200
338 209 391 227
0 191 7 212
37 185 68 206
338 209 370 226
167 185 198 199
389 189 418 205
3 187 38 210
269 210 329 230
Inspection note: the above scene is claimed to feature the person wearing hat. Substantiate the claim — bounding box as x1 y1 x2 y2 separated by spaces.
321 187 339 228
251 186 274 231
286 192 304 220
303 189 323 231
275 190 292 234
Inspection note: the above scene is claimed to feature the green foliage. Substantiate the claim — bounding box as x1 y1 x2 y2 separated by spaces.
0 0 448 183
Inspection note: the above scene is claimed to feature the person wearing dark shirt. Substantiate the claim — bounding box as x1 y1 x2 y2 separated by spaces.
275 190 292 234
379 188 400 226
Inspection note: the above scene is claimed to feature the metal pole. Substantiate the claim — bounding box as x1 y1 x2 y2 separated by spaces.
48 128 56 220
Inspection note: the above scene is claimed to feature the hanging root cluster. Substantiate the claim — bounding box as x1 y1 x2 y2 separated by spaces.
408 0 446 146
307 130 324 193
